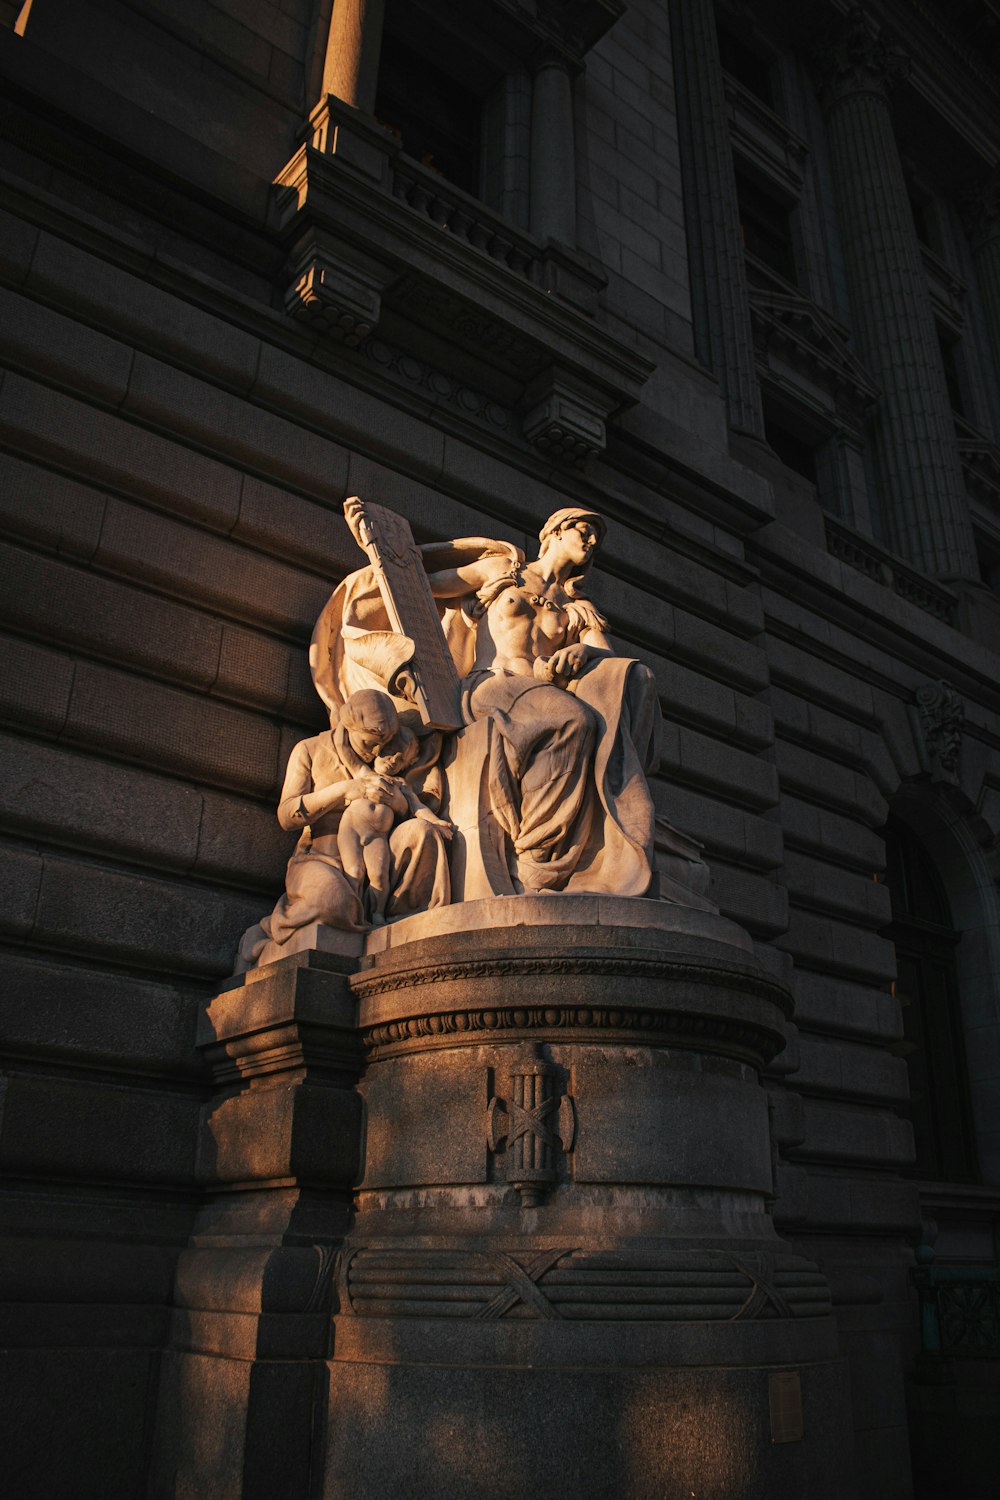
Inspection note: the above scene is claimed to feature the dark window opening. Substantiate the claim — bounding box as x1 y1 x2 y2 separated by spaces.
909 193 934 249
938 331 966 418
883 816 979 1183
765 415 817 485
736 171 796 284
976 534 1000 595
375 29 486 197
718 27 776 108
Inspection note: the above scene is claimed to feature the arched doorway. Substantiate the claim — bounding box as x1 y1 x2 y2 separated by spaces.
883 814 979 1183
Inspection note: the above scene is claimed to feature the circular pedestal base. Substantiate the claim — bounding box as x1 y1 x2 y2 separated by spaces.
325 904 854 1499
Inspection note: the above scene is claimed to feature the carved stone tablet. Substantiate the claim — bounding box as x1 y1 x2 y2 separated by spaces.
345 496 464 730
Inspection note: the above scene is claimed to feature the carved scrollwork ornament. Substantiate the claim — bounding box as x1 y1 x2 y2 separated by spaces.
912 678 964 785
812 5 910 107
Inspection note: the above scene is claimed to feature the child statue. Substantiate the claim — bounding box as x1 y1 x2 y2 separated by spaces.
335 691 452 925
234 688 451 970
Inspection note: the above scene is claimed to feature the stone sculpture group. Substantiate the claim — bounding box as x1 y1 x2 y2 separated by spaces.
236 496 711 969
215 500 854 1500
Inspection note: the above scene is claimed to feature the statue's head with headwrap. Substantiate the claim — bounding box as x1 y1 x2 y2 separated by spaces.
537 507 606 591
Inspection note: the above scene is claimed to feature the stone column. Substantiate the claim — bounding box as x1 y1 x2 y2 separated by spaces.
530 55 577 245
321 0 385 113
669 0 765 438
816 7 978 580
961 172 1000 396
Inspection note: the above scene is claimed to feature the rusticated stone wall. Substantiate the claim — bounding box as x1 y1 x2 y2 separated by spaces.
1 3 999 1499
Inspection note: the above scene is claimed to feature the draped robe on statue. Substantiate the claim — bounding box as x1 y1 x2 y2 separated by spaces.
311 538 711 905
234 722 451 970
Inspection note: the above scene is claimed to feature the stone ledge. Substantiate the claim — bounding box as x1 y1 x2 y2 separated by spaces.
273 98 655 462
331 1309 841 1369
362 892 752 955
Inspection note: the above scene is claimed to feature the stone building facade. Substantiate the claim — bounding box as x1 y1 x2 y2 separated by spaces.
0 1 998 1496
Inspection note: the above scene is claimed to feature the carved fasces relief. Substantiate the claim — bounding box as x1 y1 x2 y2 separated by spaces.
486 1047 576 1206
912 678 964 785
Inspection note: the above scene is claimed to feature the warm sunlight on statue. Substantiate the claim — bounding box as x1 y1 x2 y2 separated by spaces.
307 496 713 909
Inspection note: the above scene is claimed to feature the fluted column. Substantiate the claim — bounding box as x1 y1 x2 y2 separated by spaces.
669 0 765 438
530 56 577 245
816 8 978 580
961 173 1000 389
321 0 385 113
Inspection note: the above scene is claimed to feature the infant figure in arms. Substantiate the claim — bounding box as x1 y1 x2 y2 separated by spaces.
234 684 452 971
335 690 452 927
235 493 712 972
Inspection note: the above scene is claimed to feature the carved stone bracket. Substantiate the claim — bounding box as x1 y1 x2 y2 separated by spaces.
521 370 611 462
486 1047 576 1205
283 230 391 346
272 93 652 455
912 679 964 785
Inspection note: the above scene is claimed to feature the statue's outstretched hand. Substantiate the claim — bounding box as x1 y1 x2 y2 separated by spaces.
537 643 593 686
343 496 369 550
414 807 455 840
345 773 398 808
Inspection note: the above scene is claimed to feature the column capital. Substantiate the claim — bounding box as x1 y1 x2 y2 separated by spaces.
813 5 909 108
531 44 581 79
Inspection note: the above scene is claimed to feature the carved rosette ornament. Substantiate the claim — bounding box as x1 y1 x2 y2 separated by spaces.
813 5 910 106
913 679 964 785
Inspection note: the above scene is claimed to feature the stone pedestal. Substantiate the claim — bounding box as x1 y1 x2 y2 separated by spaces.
149 951 363 1499
336 897 855 1499
158 898 855 1498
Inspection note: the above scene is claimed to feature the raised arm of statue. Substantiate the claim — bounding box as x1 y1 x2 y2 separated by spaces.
302 497 714 911
423 552 516 601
